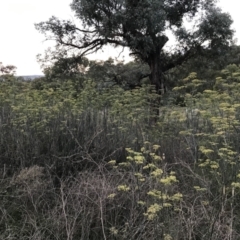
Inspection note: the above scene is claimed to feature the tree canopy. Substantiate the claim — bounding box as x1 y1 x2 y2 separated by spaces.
0 62 16 75
36 0 234 93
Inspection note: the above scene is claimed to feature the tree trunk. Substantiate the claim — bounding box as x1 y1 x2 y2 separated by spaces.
147 51 164 121
148 52 165 95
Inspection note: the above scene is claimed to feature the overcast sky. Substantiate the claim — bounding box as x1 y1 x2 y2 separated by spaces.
0 0 239 75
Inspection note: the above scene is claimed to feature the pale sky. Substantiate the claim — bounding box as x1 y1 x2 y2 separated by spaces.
0 0 239 75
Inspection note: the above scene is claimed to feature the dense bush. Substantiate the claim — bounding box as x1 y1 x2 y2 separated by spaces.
1 64 240 239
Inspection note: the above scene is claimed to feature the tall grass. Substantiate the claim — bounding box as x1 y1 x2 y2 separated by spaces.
1 65 240 239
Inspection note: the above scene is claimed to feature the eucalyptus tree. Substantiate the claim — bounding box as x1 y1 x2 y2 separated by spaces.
36 0 234 94
43 56 89 80
85 58 150 89
0 62 16 75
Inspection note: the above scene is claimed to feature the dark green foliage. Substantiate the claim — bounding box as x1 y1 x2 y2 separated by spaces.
166 45 240 91
43 56 89 80
86 58 150 89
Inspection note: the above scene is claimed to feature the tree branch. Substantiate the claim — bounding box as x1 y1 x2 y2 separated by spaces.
163 46 201 72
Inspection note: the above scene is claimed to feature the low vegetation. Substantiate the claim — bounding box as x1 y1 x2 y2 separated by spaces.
1 62 240 239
